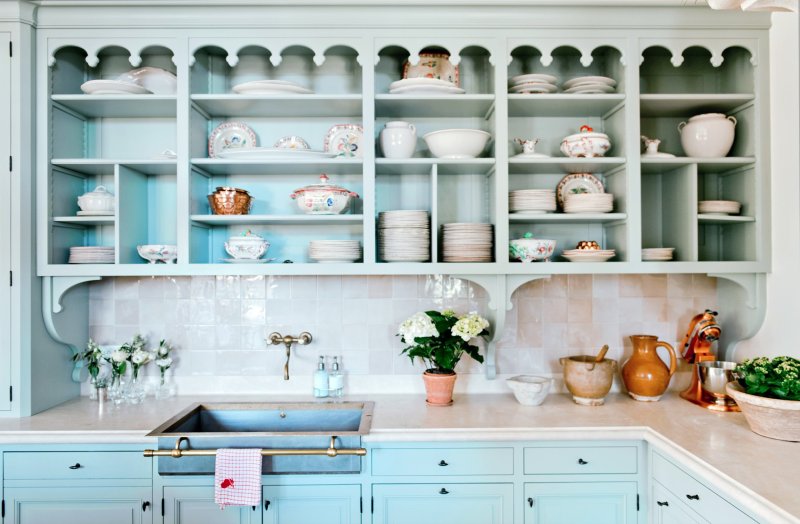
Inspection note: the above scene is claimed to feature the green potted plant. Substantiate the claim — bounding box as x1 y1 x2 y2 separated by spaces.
726 356 800 441
398 310 489 406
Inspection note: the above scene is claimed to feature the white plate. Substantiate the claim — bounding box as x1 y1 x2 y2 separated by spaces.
556 173 605 208
512 152 551 158
221 258 276 264
232 80 314 95
390 78 457 90
562 253 615 262
80 80 151 95
390 85 466 95
562 76 617 89
274 136 310 150
509 73 559 85
118 67 177 95
215 147 334 160
77 210 115 216
403 53 459 86
564 84 616 94
324 124 364 158
642 151 676 158
509 83 559 94
208 121 258 158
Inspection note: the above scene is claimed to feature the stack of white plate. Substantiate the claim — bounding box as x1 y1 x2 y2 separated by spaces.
508 73 559 94
441 223 493 263
643 247 675 261
308 240 362 263
562 75 617 94
378 210 430 262
698 200 741 215
389 78 465 95
509 189 557 214
562 248 616 262
232 79 314 95
69 246 115 264
563 193 614 213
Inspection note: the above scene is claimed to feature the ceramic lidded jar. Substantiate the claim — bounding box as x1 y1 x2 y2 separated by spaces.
678 113 737 158
621 335 678 401
77 186 115 213
380 121 417 159
290 174 359 215
560 125 611 158
224 230 269 260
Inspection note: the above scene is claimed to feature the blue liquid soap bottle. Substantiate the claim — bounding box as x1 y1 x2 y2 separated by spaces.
313 356 329 398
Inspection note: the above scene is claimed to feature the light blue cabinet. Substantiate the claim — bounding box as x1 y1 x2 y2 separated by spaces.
651 481 707 524
163 486 259 524
372 483 514 524
0 30 10 413
523 482 638 524
4 486 153 524
263 484 361 524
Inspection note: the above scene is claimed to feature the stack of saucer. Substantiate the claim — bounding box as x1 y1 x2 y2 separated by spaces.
698 200 741 215
562 75 617 94
378 210 430 262
563 193 614 213
308 240 362 263
389 78 465 95
441 223 493 263
69 246 115 264
562 247 616 262
508 73 559 94
642 247 675 261
509 189 557 214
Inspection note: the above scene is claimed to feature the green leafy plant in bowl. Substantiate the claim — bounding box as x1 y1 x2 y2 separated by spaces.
726 356 800 441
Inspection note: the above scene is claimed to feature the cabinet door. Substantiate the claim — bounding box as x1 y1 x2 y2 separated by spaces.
524 482 638 524
0 31 11 413
5 486 152 524
263 484 360 524
163 487 258 524
652 481 708 524
372 483 513 524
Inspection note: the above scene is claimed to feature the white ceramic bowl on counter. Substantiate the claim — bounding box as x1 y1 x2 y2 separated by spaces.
224 232 270 260
507 375 552 406
678 113 737 158
137 245 177 264
423 129 491 159
560 125 611 158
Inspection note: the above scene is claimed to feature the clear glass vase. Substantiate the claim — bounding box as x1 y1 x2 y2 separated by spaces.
125 372 146 404
155 370 177 399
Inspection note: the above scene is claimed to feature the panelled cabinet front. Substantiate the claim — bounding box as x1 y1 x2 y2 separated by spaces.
163 486 259 524
4 486 153 524
34 6 771 277
523 482 638 524
371 483 514 524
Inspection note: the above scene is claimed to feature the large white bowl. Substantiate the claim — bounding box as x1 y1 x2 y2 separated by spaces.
423 129 491 159
678 113 737 158
507 375 552 406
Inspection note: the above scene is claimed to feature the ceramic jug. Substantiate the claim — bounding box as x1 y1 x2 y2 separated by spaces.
380 121 417 159
622 335 678 401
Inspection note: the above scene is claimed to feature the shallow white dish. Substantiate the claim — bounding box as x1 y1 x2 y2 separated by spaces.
80 79 151 95
564 84 616 94
216 147 334 160
118 67 177 95
232 80 314 95
698 200 741 214
512 152 550 158
390 85 466 95
556 173 604 208
403 52 459 86
423 128 491 159
562 252 615 262
208 121 257 158
77 210 115 216
390 77 457 90
509 82 558 94
562 76 617 89
221 258 276 264
324 124 364 158
509 73 559 85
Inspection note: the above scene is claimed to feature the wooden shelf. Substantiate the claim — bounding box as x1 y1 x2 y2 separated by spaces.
191 94 362 118
639 94 755 117
375 94 495 118
190 214 363 226
51 95 177 118
508 94 625 118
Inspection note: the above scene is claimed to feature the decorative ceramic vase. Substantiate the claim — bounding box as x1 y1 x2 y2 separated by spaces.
380 121 417 159
726 382 800 442
622 335 678 401
678 113 737 158
422 371 457 406
560 355 617 406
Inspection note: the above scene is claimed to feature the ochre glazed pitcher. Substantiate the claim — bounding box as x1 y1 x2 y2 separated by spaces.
622 335 678 402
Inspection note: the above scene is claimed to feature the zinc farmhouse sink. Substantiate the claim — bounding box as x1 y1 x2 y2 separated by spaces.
146 401 373 475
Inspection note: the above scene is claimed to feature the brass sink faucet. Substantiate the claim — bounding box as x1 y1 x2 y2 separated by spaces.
267 332 312 380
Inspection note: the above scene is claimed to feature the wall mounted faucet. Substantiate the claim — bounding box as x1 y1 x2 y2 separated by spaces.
267 332 312 380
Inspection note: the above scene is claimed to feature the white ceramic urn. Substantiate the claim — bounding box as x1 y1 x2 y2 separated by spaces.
380 121 417 159
678 113 737 158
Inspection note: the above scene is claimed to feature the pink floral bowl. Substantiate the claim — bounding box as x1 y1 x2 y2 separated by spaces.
509 236 556 262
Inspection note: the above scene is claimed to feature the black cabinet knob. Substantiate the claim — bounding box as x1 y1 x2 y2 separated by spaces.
264 500 271 511
142 501 150 512
657 501 669 507
68 463 82 470
438 460 448 467
528 497 534 508
439 488 449 495
686 494 700 501
577 458 589 465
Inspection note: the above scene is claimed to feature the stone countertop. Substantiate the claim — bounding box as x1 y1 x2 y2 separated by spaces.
0 392 796 522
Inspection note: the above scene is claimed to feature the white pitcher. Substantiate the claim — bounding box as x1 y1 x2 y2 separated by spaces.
380 121 417 159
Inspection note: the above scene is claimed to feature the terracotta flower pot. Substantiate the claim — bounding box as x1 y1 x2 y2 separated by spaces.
423 371 457 406
726 382 800 441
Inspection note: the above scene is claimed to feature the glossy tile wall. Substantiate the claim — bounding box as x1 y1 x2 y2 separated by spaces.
88 274 717 393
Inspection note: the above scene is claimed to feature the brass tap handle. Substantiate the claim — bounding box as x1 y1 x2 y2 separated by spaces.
267 332 313 380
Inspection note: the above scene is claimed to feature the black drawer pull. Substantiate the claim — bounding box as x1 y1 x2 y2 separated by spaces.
264 500 271 511
68 463 82 470
686 494 700 501
577 458 589 465
439 488 449 495
528 497 534 508
142 501 150 512
438 460 448 467
657 501 669 507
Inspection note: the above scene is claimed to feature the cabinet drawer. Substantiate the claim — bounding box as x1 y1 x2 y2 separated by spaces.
371 447 513 476
4 451 151 480
523 446 638 475
652 453 757 524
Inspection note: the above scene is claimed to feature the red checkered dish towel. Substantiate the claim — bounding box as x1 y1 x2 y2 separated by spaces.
214 448 262 509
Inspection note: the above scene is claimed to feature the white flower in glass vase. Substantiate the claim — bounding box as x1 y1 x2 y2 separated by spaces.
130 349 152 379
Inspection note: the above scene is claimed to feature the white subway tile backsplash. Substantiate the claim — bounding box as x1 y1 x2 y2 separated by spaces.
88 274 716 389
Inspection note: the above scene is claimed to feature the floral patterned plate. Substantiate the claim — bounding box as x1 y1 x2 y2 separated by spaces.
403 52 460 87
208 121 257 158
324 124 364 158
556 173 604 209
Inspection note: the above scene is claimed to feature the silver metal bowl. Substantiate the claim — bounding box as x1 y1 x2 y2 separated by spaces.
698 360 739 398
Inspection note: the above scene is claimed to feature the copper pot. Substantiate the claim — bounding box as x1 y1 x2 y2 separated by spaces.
208 187 252 215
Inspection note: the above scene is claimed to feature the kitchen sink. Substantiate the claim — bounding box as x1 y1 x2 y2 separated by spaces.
147 401 373 475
